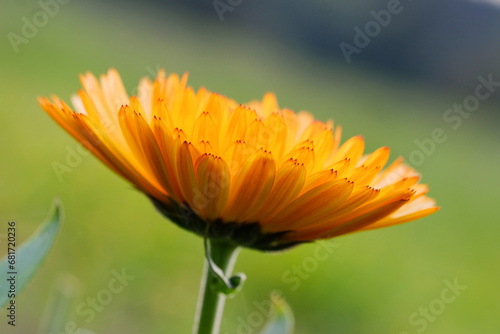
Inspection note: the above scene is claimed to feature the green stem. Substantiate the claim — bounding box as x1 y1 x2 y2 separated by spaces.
193 239 240 334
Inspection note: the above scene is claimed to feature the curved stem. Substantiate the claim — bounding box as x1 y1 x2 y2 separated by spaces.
193 239 239 334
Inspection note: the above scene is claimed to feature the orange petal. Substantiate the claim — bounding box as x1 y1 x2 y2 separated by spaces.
304 195 411 240
263 113 288 159
171 139 200 211
195 154 231 221
263 178 353 232
222 140 254 175
281 141 316 176
223 149 276 222
362 196 439 230
192 111 220 154
329 135 365 168
247 159 306 223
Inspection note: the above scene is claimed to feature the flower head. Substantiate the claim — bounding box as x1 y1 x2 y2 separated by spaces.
39 69 438 251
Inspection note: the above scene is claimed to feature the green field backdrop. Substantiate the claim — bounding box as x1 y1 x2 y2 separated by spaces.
1 1 499 333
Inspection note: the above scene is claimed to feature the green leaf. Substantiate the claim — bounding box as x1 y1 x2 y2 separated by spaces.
259 294 295 334
204 236 246 295
0 199 63 308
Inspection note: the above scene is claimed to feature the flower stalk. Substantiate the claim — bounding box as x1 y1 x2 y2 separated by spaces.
193 239 240 334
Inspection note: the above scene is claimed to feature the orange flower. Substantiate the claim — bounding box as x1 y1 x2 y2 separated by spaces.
39 69 438 250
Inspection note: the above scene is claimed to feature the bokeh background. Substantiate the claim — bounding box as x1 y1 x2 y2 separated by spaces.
1 0 500 333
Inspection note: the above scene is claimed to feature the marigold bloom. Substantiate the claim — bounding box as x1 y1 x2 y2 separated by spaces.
39 69 438 250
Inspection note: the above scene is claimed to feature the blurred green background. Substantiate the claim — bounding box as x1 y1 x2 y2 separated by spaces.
1 1 499 333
